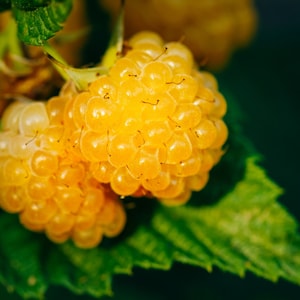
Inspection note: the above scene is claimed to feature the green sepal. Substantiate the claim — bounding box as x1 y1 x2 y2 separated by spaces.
46 50 109 91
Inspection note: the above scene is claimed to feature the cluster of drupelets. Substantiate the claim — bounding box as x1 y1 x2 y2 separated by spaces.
0 31 228 248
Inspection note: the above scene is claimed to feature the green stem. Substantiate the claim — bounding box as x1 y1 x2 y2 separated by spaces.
42 41 68 65
42 41 70 81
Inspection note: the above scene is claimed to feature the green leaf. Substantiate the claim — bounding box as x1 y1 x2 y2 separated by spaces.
46 158 300 299
0 214 47 298
11 0 72 45
2 158 300 299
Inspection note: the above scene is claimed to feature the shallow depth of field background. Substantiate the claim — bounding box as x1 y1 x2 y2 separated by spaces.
1 0 300 299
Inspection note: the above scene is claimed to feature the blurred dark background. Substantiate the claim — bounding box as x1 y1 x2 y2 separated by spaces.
1 0 300 299
218 0 300 224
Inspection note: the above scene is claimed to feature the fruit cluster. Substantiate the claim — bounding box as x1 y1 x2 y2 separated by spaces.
75 31 228 205
0 31 228 248
0 84 126 249
101 0 257 69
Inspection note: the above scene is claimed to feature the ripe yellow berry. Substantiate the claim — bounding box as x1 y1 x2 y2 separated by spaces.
0 94 126 248
19 102 50 137
0 30 228 248
63 31 228 206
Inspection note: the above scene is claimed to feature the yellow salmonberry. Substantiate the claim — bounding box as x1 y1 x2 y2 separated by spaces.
0 30 228 247
0 88 126 249
69 31 228 206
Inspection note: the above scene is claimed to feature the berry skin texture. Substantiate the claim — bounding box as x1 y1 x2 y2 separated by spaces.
0 84 126 249
100 0 257 69
72 31 228 206
0 31 228 248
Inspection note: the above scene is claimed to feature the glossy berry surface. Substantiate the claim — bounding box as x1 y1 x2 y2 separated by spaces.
0 84 126 249
73 31 228 205
0 31 228 248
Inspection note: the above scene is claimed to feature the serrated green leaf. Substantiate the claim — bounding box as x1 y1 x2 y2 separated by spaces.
42 158 300 299
11 0 72 45
47 248 113 297
1 158 296 300
157 158 299 285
